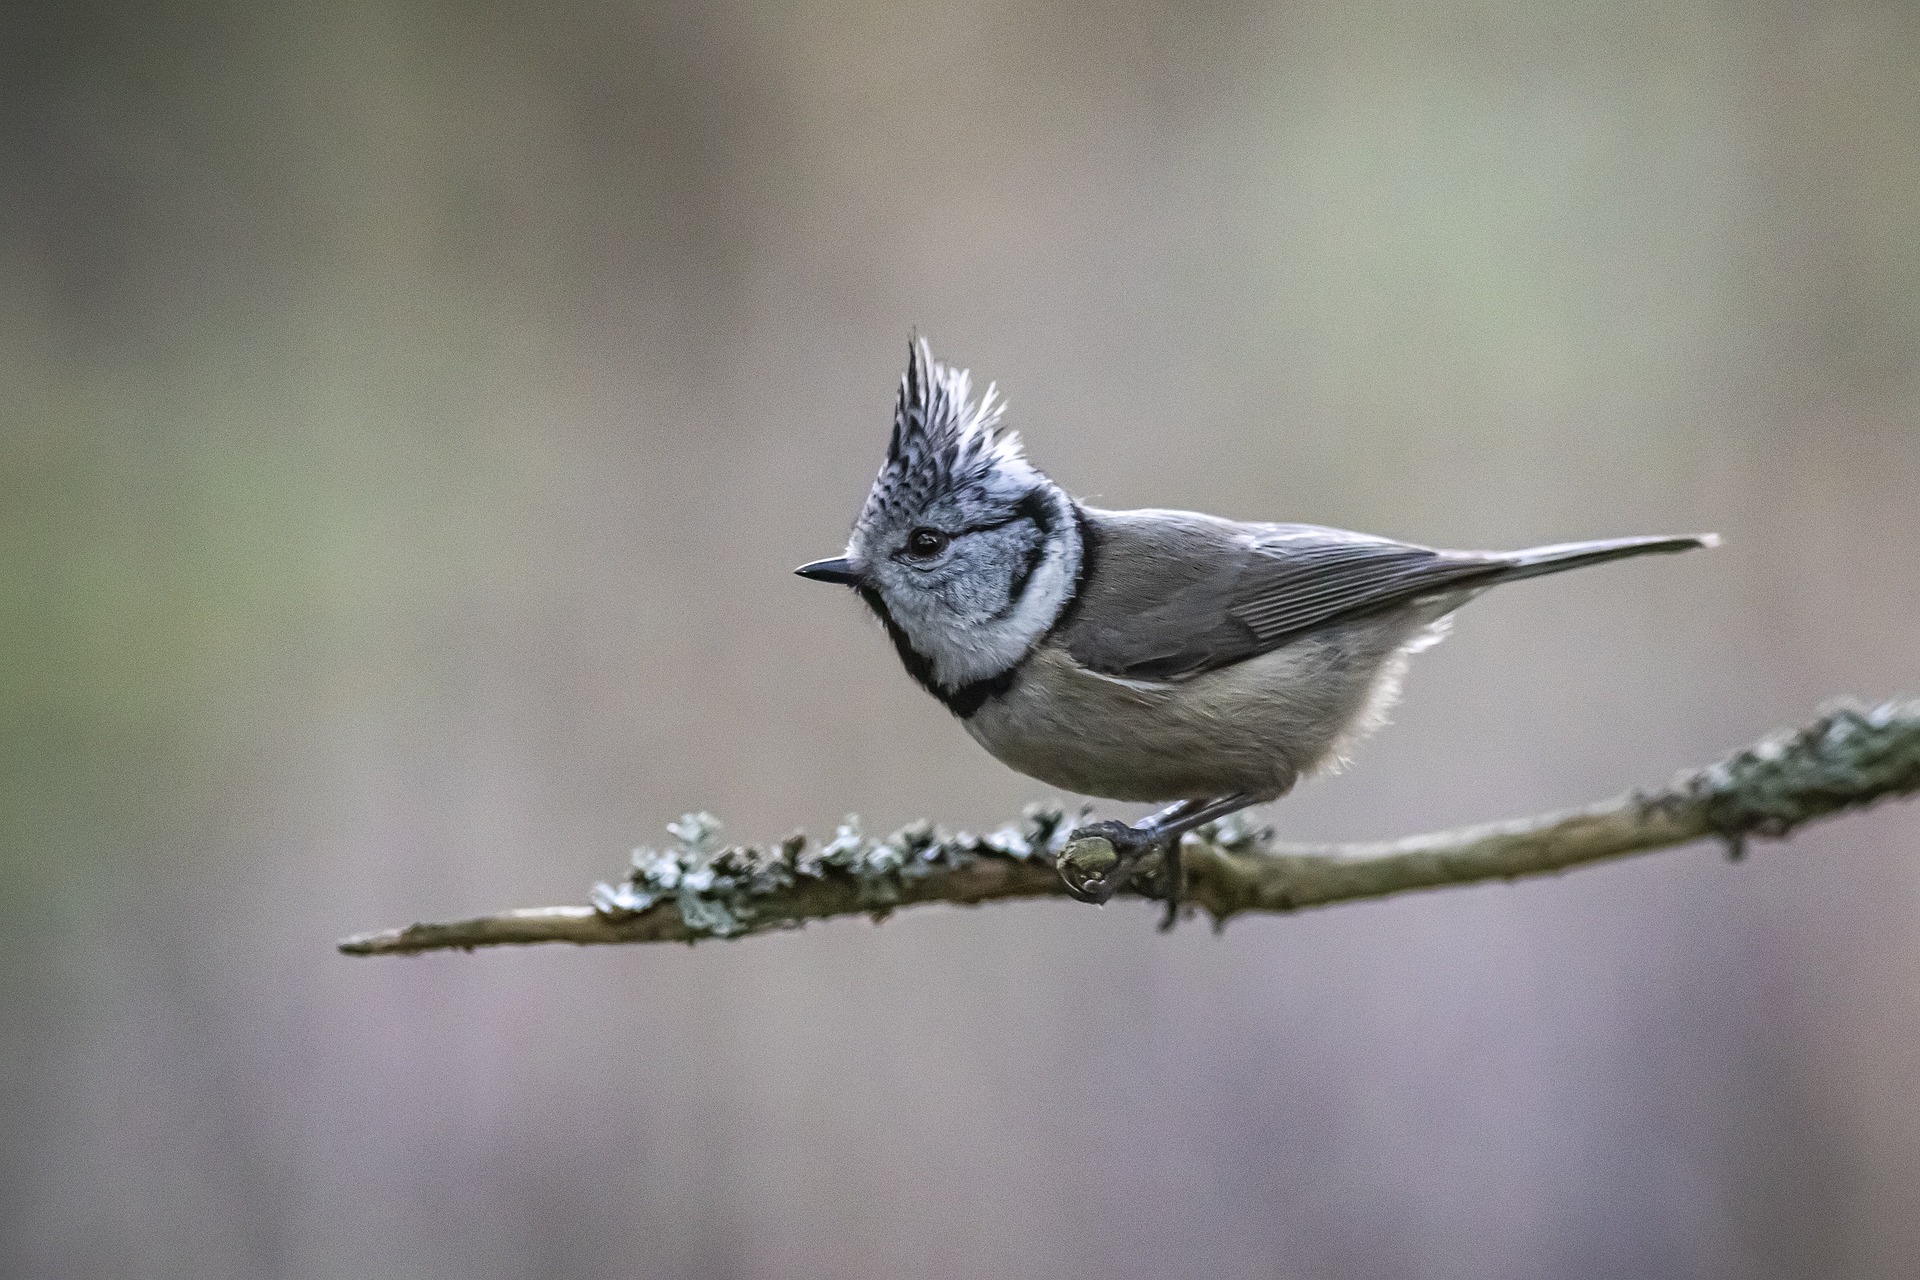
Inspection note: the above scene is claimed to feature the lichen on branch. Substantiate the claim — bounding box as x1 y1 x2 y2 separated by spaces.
339 698 1920 957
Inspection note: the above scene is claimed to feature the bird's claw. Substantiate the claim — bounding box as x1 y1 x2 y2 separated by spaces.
1057 820 1166 905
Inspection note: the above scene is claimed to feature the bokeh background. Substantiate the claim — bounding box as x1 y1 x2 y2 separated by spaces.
5 1 1919 1276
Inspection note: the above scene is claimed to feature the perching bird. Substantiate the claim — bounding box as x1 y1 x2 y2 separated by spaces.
797 339 1715 911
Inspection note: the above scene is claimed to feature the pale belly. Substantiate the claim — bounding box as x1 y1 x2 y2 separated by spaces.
961 626 1424 803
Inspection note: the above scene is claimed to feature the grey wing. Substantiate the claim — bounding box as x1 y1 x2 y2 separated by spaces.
1225 524 1499 647
1060 510 1503 682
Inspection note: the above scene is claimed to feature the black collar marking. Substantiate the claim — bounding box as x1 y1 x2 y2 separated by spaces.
1038 500 1095 645
856 586 1017 718
987 488 1056 623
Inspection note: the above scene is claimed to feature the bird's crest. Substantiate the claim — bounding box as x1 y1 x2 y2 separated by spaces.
866 338 1034 520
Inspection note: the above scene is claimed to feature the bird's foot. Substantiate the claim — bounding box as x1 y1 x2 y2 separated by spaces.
1057 819 1177 908
1156 840 1184 934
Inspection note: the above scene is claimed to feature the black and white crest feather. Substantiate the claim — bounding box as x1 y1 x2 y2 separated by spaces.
868 338 1036 522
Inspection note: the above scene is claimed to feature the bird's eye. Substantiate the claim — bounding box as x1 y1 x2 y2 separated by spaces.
905 527 950 559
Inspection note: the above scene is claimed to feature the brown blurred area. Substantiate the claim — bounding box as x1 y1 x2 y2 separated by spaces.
3 0 1918 1275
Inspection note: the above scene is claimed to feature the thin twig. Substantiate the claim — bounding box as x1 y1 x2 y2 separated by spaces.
339 699 1920 956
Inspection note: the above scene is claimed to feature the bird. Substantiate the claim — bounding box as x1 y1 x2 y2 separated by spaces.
796 339 1716 914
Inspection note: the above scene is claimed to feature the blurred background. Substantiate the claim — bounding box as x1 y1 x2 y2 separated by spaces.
4 0 1918 1276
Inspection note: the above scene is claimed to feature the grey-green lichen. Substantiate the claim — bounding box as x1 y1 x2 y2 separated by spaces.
1675 699 1920 856
586 806 1060 939
582 804 1276 941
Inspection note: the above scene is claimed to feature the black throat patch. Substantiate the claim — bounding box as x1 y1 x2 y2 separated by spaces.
855 585 1019 719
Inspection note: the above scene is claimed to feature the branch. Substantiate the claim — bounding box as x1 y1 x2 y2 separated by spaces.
340 699 1920 956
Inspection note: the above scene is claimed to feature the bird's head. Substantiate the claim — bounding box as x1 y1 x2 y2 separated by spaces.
797 338 1083 699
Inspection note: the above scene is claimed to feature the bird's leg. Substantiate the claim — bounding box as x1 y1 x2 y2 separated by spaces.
1137 793 1258 930
1058 794 1258 922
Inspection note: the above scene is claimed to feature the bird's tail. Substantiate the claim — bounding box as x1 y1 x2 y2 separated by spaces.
1487 532 1719 586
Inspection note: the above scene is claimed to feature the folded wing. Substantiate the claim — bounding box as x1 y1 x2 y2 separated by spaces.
1060 508 1707 682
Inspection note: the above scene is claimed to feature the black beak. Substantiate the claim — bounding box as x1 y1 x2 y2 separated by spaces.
794 556 862 586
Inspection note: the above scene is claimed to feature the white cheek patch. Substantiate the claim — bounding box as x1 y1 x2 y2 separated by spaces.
945 567 1005 622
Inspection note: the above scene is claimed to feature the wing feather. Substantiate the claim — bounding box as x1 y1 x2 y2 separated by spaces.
1058 510 1502 682
1230 532 1492 643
